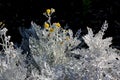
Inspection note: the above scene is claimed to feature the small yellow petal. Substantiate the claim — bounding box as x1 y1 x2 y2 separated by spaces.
46 9 51 15
55 22 61 28
49 28 54 32
44 22 49 29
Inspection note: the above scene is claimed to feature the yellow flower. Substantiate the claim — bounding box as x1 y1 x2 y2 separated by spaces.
44 22 49 29
49 28 54 32
46 9 51 15
55 22 61 28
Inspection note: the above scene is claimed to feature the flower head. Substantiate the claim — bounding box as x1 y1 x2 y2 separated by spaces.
44 22 50 29
49 28 54 32
46 9 51 15
55 22 61 28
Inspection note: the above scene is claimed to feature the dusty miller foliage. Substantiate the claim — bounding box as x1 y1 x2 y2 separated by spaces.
0 8 120 80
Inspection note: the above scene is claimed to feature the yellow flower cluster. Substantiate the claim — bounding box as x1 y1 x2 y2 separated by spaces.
44 22 61 33
43 8 71 47
44 9 63 34
44 22 55 33
44 22 54 32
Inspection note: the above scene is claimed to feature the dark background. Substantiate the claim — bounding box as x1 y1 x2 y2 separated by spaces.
0 0 120 49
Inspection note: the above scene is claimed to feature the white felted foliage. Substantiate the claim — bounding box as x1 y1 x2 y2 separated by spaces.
83 21 112 52
0 9 120 80
0 27 27 80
